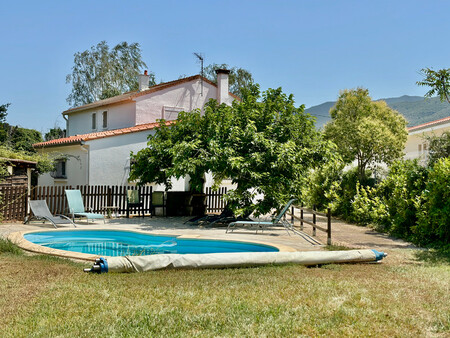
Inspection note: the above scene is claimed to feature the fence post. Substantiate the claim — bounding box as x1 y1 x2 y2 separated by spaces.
327 208 332 245
312 204 316 236
300 203 304 231
150 186 153 218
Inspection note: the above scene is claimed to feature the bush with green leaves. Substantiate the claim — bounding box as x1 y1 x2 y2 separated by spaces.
350 183 388 226
376 159 428 238
426 131 450 166
330 167 376 219
304 155 448 248
0 145 54 175
413 157 450 246
302 158 344 213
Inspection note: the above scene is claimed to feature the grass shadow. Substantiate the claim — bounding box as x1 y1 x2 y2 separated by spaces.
413 246 450 265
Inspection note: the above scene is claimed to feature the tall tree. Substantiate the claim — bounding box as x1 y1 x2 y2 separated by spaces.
324 88 408 180
66 41 154 107
203 63 254 97
0 103 43 153
417 68 450 104
5 126 43 153
45 127 66 141
0 103 10 123
130 84 335 216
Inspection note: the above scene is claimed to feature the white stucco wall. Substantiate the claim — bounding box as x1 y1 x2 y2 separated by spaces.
135 79 218 125
65 77 234 136
37 145 88 187
87 130 185 190
65 101 136 136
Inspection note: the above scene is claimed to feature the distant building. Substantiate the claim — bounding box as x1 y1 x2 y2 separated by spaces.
404 116 450 163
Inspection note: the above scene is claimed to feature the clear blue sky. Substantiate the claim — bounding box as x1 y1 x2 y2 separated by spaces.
1 0 449 134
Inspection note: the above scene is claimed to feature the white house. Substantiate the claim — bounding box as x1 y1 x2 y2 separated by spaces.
34 70 235 189
404 116 450 163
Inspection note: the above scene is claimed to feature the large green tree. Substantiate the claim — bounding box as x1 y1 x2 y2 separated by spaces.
417 68 450 104
66 41 154 107
324 88 408 180
203 63 254 97
130 84 335 216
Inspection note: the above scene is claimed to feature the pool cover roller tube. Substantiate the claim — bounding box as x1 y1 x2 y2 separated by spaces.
84 249 387 273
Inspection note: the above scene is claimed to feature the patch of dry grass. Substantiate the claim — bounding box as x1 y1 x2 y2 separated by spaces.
0 247 449 337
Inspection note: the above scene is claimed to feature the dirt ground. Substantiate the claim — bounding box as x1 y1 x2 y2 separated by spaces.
309 217 416 250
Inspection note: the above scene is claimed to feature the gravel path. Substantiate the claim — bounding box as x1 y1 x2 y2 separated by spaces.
293 214 416 251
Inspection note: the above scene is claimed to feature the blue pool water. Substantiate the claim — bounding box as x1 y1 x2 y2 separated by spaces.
24 230 279 256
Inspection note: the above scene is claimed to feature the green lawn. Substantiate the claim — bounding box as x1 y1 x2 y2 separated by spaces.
1 242 449 337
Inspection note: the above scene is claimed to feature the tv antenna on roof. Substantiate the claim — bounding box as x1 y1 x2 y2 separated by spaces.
194 52 204 96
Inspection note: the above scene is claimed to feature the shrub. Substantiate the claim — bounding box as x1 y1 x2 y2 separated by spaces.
413 157 450 246
302 160 343 212
426 131 450 166
334 167 375 219
350 183 388 226
376 159 428 238
303 156 448 249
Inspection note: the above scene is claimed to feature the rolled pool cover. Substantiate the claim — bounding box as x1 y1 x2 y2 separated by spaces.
85 249 387 273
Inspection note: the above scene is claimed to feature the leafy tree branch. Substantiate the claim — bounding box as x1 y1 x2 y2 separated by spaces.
417 68 450 104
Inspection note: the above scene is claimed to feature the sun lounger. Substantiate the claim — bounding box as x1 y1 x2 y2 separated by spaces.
227 199 297 234
25 200 76 228
65 189 105 223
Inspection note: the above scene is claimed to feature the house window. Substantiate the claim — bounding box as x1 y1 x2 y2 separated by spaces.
92 113 97 130
102 111 108 128
418 143 428 154
50 159 67 179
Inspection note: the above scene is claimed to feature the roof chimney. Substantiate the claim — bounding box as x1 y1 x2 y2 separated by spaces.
138 70 150 91
215 69 230 104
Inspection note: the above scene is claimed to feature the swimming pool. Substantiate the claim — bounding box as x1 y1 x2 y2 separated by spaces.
24 230 279 257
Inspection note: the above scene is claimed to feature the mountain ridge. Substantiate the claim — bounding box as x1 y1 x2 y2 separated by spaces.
305 95 450 128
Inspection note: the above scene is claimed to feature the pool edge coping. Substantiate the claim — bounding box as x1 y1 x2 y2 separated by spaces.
8 228 298 262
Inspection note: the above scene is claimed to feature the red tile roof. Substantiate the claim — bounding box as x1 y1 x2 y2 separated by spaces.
408 116 450 132
33 121 174 148
63 75 239 115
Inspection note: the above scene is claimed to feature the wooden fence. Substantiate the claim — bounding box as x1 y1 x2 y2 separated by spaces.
287 204 332 245
30 185 154 216
0 185 228 222
205 187 227 213
0 186 28 221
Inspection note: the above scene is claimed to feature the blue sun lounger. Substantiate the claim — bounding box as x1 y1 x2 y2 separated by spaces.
65 189 105 223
